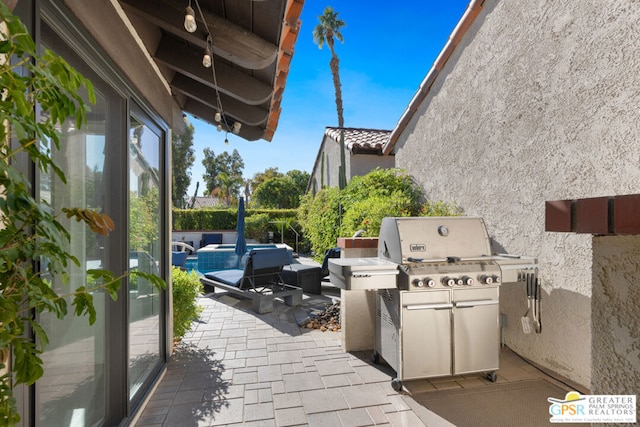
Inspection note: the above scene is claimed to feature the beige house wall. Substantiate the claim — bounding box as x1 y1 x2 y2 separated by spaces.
391 0 640 388
591 236 640 399
349 154 395 180
308 135 340 191
309 136 394 191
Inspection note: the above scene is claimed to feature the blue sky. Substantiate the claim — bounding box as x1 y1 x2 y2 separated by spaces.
186 0 470 197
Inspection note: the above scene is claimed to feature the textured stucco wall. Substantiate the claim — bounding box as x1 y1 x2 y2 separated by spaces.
349 154 395 179
591 236 640 402
310 139 395 190
309 136 340 191
393 0 640 387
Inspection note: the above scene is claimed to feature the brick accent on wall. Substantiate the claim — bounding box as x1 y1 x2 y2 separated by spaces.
546 195 640 235
336 237 379 249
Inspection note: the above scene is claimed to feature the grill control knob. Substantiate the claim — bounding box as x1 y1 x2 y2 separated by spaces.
462 276 474 286
479 275 493 285
492 275 501 284
455 278 464 286
425 278 436 288
413 278 425 288
442 277 456 287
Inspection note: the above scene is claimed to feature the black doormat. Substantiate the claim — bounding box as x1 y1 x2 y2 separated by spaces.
410 379 590 427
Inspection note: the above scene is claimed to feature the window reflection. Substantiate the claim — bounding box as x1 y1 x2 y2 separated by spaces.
128 116 162 398
39 91 108 427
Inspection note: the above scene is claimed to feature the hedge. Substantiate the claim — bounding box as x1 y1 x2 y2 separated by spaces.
173 208 297 231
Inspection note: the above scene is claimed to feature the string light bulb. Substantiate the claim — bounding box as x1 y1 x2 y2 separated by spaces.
217 124 222 132
202 48 212 68
214 112 221 122
232 121 242 134
184 4 197 33
202 35 212 68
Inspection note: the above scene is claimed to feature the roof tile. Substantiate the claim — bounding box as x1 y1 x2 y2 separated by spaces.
325 127 391 153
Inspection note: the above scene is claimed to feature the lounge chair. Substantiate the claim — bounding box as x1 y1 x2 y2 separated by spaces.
200 248 302 314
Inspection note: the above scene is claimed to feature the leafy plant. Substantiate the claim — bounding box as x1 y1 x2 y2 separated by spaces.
171 267 203 340
298 168 461 260
0 5 164 424
298 186 342 261
340 193 415 237
245 213 270 241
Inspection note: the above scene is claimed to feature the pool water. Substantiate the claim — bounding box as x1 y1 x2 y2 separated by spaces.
185 257 198 272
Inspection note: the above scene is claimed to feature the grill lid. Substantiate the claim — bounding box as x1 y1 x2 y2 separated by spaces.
377 217 492 264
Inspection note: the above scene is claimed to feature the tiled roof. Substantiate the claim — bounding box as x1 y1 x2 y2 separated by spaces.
189 196 223 209
325 127 391 154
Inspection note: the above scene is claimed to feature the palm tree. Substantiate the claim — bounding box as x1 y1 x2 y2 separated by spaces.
313 6 348 188
313 6 346 127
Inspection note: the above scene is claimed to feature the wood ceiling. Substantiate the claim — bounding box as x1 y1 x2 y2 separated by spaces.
118 0 304 141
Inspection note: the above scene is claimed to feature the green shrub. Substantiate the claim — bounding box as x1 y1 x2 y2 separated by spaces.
172 207 297 231
298 186 342 260
245 213 270 241
171 267 203 340
298 168 462 260
340 193 415 237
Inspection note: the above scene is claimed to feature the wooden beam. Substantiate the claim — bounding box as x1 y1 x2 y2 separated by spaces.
120 0 277 70
284 0 304 28
155 35 272 105
171 74 268 126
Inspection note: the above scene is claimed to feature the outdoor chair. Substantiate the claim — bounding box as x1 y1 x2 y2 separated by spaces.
200 247 302 314
171 251 189 269
200 233 223 248
172 240 195 254
320 247 341 277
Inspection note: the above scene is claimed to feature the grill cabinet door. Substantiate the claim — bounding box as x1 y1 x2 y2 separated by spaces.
400 290 452 380
452 287 500 375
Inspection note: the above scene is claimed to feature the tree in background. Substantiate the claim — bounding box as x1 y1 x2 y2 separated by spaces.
313 6 348 189
171 122 195 208
251 170 310 209
286 169 310 195
202 148 244 204
250 167 282 194
313 6 346 127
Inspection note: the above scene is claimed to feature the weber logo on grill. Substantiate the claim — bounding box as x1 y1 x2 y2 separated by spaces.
410 244 426 252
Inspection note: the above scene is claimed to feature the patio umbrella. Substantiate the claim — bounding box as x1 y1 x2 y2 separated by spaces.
235 197 248 267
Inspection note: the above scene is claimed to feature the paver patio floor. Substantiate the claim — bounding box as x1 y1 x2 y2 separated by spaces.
134 283 581 427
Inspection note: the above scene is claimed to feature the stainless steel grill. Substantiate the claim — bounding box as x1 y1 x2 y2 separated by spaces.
329 216 537 391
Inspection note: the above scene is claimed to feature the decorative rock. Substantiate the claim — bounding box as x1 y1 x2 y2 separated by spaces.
305 302 341 332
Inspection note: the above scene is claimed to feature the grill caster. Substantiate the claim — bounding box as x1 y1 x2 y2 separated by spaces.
391 378 403 392
486 372 497 382
371 351 380 365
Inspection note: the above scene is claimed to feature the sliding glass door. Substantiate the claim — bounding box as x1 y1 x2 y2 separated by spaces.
36 8 169 425
128 112 164 402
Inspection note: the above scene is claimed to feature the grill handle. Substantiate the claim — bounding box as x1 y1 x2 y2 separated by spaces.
455 299 498 308
405 303 453 311
351 270 399 278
